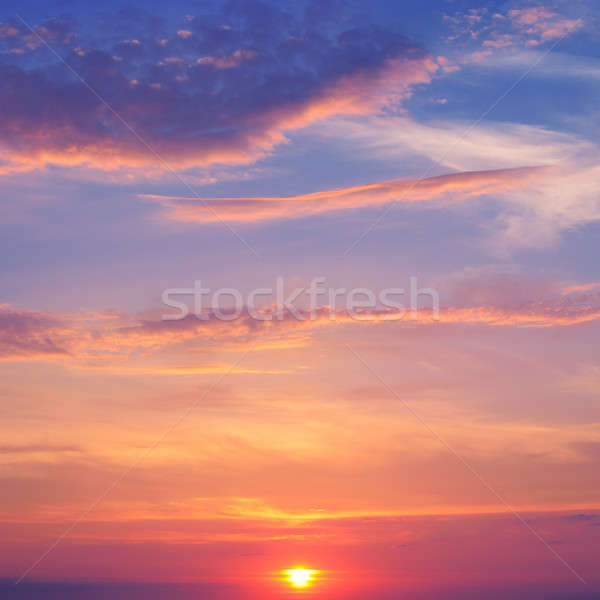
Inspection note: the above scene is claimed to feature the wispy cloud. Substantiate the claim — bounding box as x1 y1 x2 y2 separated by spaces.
143 166 547 223
0 444 82 455
317 117 595 172
0 307 71 358
3 289 600 366
313 117 600 249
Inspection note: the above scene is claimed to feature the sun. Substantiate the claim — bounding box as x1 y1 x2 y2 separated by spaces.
284 568 318 588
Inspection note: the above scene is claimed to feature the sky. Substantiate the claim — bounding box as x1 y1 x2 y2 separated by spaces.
1 0 599 598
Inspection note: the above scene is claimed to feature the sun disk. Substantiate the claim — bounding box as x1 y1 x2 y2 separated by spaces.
284 568 318 588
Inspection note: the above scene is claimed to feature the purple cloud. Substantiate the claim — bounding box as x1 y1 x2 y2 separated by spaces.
0 308 69 358
0 3 436 174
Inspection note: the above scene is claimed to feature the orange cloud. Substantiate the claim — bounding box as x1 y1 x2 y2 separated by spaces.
143 166 549 223
196 49 257 69
3 288 598 367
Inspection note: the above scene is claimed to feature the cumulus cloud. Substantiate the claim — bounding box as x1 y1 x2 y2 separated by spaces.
0 17 74 54
444 3 583 55
0 3 436 174
508 6 582 40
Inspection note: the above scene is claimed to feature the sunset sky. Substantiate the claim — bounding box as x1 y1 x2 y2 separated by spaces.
1 0 600 598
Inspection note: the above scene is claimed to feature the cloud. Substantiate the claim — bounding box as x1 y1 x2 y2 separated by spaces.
0 280 600 366
508 7 557 26
562 282 600 295
143 166 547 223
196 49 258 69
496 163 600 249
314 117 600 249
570 442 600 461
66 293 600 360
440 266 563 307
462 48 600 82
0 307 71 358
318 117 596 172
0 444 82 455
508 7 582 40
0 5 436 174
0 17 74 53
444 3 583 56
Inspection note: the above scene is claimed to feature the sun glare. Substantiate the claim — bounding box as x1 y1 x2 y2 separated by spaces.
284 568 318 588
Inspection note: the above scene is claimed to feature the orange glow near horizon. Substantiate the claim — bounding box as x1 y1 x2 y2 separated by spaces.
284 568 319 589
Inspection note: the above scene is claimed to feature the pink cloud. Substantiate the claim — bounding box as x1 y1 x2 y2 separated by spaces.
449 5 583 62
0 307 71 358
143 166 549 224
508 7 557 26
482 34 514 49
536 18 582 40
436 55 460 73
561 282 600 295
0 24 19 37
509 6 582 41
4 285 597 365
197 49 258 69
466 49 493 63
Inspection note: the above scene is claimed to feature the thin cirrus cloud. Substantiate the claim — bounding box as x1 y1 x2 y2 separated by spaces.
0 444 82 455
313 117 600 247
318 117 597 172
142 166 549 223
0 5 437 175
